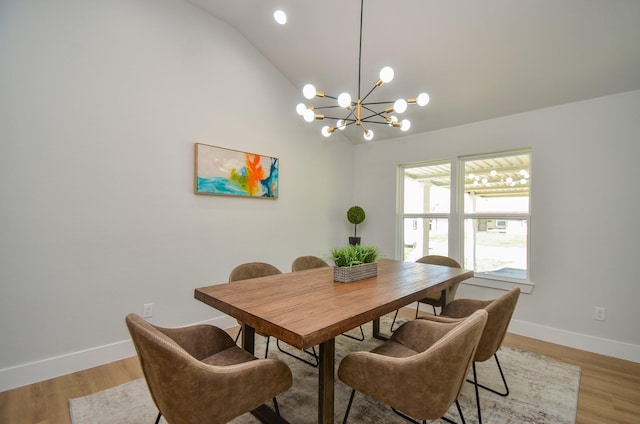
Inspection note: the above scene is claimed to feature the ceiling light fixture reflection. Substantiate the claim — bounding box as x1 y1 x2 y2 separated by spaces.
297 0 429 141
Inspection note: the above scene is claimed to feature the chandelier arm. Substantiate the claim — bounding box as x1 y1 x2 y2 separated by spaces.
313 105 348 110
361 100 395 106
360 83 380 103
360 105 391 119
361 119 396 125
323 116 357 122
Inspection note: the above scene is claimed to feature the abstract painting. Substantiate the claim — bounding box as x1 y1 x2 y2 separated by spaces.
194 143 279 199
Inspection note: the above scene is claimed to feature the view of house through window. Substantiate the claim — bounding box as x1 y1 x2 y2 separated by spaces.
400 150 531 282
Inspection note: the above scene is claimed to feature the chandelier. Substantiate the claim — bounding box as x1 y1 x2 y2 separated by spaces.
295 0 430 141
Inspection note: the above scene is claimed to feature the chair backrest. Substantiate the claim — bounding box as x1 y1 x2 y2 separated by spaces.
125 314 204 424
415 255 461 268
474 287 520 361
422 309 488 419
343 309 487 420
228 262 281 282
291 255 329 272
415 255 462 300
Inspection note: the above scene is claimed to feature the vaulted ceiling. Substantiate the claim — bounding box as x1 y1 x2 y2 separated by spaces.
189 0 640 144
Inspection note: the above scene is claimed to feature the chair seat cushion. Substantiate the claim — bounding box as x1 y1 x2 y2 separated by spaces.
202 345 256 366
371 340 418 358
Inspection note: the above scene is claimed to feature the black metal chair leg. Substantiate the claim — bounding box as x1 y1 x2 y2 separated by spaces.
342 389 356 424
234 326 242 344
466 353 510 424
154 411 162 424
390 309 401 332
470 353 509 396
276 339 319 367
342 325 365 341
264 336 271 359
467 353 509 397
273 397 281 417
472 362 483 424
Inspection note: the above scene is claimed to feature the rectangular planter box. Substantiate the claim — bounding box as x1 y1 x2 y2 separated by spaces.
333 262 378 283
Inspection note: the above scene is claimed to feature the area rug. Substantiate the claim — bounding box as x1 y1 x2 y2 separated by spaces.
69 316 581 424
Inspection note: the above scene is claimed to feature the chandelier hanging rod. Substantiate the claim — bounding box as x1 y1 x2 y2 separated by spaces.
296 0 430 141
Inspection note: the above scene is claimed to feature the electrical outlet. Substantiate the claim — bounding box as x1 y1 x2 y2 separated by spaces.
143 303 153 318
594 306 606 321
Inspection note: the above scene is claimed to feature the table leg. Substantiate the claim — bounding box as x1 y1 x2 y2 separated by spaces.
318 338 335 424
242 324 255 355
372 317 390 341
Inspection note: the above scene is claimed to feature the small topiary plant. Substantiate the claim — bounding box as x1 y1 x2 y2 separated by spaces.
347 206 366 244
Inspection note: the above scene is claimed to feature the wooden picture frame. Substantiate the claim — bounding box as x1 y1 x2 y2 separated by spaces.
194 143 279 199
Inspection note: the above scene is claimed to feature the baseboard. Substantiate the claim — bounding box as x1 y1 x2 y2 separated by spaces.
508 319 640 363
2 314 637 392
0 315 236 393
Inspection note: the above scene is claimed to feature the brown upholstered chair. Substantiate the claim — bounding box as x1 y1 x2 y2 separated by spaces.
418 287 521 424
228 262 281 357
338 309 488 424
292 255 365 342
390 255 462 331
230 261 318 367
125 313 292 424
291 255 329 271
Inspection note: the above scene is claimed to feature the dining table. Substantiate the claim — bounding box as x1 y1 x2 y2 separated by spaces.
194 258 474 424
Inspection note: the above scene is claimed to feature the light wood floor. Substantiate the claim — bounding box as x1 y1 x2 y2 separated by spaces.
1 310 639 424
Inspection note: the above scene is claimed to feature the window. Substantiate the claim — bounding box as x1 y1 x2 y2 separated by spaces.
400 161 451 262
398 150 531 283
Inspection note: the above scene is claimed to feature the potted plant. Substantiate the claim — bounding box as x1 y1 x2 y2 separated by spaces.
347 206 366 245
330 245 382 283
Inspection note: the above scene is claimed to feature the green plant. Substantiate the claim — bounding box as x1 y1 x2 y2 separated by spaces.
347 206 366 238
330 245 381 267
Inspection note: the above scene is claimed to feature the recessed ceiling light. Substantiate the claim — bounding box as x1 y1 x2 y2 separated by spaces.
274 10 286 25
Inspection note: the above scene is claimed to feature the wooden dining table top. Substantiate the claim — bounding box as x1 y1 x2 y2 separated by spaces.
194 258 474 350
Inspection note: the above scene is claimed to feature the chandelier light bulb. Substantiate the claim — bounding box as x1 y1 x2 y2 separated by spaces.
400 119 411 131
379 66 394 84
321 126 332 137
303 109 315 122
273 10 287 25
303 84 317 100
394 99 408 113
388 115 398 126
417 92 430 106
363 129 374 141
337 119 346 130
296 103 307 116
338 92 352 108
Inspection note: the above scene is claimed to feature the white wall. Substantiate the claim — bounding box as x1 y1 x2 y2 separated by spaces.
352 90 640 362
2 0 639 393
0 0 353 390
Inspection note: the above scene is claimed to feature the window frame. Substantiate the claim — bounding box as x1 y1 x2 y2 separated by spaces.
397 149 534 292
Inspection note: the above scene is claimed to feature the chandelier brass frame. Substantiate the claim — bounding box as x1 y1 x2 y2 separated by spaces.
296 0 430 141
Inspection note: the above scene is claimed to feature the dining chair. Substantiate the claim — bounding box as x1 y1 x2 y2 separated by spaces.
292 255 365 342
390 255 462 331
417 287 521 424
338 309 488 424
230 261 319 367
229 262 282 359
291 255 329 271
125 313 292 424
